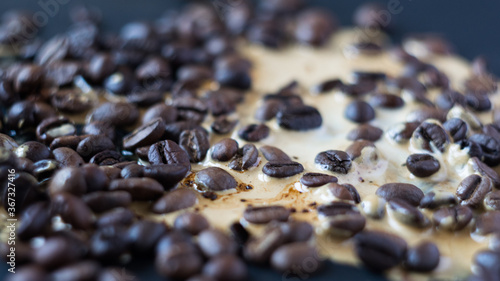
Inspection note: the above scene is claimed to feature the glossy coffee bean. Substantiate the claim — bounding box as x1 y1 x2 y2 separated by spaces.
143 164 189 190
198 229 238 258
15 141 51 162
127 220 168 254
347 124 383 141
109 178 164 201
411 121 450 153
179 129 210 163
406 153 441 177
33 236 85 269
36 117 76 145
228 144 259 171
90 225 129 261
96 208 135 227
155 235 203 279
474 211 500 235
89 150 124 166
214 55 252 90
76 135 115 160
345 140 376 161
52 192 95 230
152 188 198 214
432 206 473 231
315 150 352 174
238 124 270 142
89 102 139 127
345 100 375 123
243 205 290 224
211 116 238 135
122 118 165 150
469 134 500 166
51 88 94 114
142 103 178 125
211 138 239 162
469 157 500 188
174 212 210 235
195 167 238 191
329 183 361 203
404 241 440 272
48 167 87 196
419 191 458 209
82 191 132 213
82 164 110 192
443 118 467 142
120 164 144 179
52 147 84 167
262 161 304 178
244 224 287 263
271 242 321 273
300 172 337 187
484 190 500 211
17 202 51 240
456 174 492 208
0 133 18 150
148 140 191 169
277 105 323 131
369 93 404 109
202 254 248 281
388 199 429 228
354 230 407 271
376 183 424 206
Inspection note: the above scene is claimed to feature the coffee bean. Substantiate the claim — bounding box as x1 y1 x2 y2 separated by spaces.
388 199 429 228
475 211 500 235
50 135 86 151
85 53 116 83
369 93 404 109
203 89 240 117
15 157 34 174
211 116 238 135
244 205 290 224
13 64 44 96
148 140 191 169
376 183 424 206
345 100 375 123
83 191 132 213
179 129 210 163
109 178 164 201
262 161 304 178
127 220 168 254
203 254 248 281
432 206 473 231
82 164 110 192
52 192 95 230
96 208 135 227
229 144 259 171
90 225 129 261
238 124 270 142
52 147 84 167
300 172 337 187
471 250 500 281
315 150 352 174
143 164 189 190
142 103 178 125
17 202 51 240
277 105 323 131
214 55 252 90
15 141 51 162
211 138 239 162
469 157 500 188
229 222 250 245
295 9 336 46
329 183 361 203
407 107 447 125
466 93 492 112
457 174 492 208
484 190 500 211
123 118 165 151
419 191 458 209
49 167 87 196
435 90 467 110
155 234 204 279
76 135 115 161
198 229 238 258
195 167 238 191
443 118 467 142
89 102 139 127
50 260 101 281
387 121 420 144
271 242 320 273
89 150 124 166
244 224 287 263
404 242 440 272
163 122 208 144
36 117 76 145
354 230 408 271
411 121 450 153
258 145 290 162
152 188 198 214
174 212 210 235
172 96 208 123
255 100 284 121
347 124 383 141
120 164 144 179
33 236 86 269
345 140 376 161
312 78 343 94
406 153 441 178
469 134 500 166
33 159 60 181
0 133 18 150
51 88 94 114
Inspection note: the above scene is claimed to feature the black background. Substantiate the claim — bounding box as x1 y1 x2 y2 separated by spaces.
1 0 499 280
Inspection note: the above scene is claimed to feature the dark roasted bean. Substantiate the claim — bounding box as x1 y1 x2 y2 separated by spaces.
109 178 163 200
432 206 473 231
96 208 135 227
211 116 238 134
345 140 376 160
229 144 258 171
0 133 18 150
51 88 94 114
214 54 252 90
48 167 87 196
300 172 337 187
127 220 168 254
83 191 132 213
142 103 178 125
457 174 492 208
277 105 323 131
155 233 203 279
345 100 375 123
259 145 291 162
354 230 408 271
90 225 129 261
388 199 429 228
255 99 284 121
15 157 34 174
329 183 361 203
202 254 248 281
435 90 466 110
243 205 290 224
82 164 109 192
36 117 76 145
369 93 404 109
315 150 352 174
143 164 189 190
466 93 492 112
271 242 321 273
387 121 420 144
17 202 51 240
404 242 440 272
411 121 450 153
376 183 424 206
295 9 336 46
238 124 270 142
470 250 500 281
469 157 500 188
172 96 208 123
52 147 84 167
50 135 86 151
89 102 139 127
469 134 500 166
152 188 198 214
123 118 165 151
419 191 458 209
244 224 287 263
443 118 467 142
475 211 500 235
211 138 239 162
76 135 115 160
120 164 144 179
406 153 441 177
164 121 208 143
148 140 191 169
195 167 238 191
89 150 124 166
198 229 238 258
33 236 86 269
174 212 209 235
312 78 343 94
262 161 304 178
52 192 95 230
85 53 116 83
484 190 500 211
15 141 51 162
179 129 210 163
32 159 59 181
317 202 360 217
347 124 383 141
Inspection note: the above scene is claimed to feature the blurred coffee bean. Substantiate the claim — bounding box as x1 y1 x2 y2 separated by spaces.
90 225 129 261
202 254 248 281
443 118 467 142
152 188 198 214
33 236 86 269
469 134 500 166
17 202 51 240
466 93 492 112
271 242 321 273
143 164 189 190
457 174 493 208
109 178 164 201
243 205 290 224
484 190 500 211
127 220 168 254
347 124 383 141
300 172 337 187
259 145 291 162
361 194 386 219
164 121 208 143
76 135 115 160
388 199 429 228
469 157 500 188
15 141 51 162
244 224 287 263
238 124 270 142
4 265 47 281
262 161 304 178
353 2 386 29
0 133 18 150
403 242 440 272
419 191 458 209
89 102 139 127
51 88 94 114
387 121 420 144
198 229 238 258
83 191 132 213
435 90 466 110
142 103 178 125
82 164 110 192
96 208 135 227
49 167 87 196
85 53 116 83
277 105 323 131
295 9 336 46
354 230 407 271
406 153 440 178
123 118 165 151
345 100 375 123
155 233 203 279
475 211 500 235
13 64 44 97
52 192 95 230
432 206 473 231
211 116 238 135
376 183 424 206
214 54 252 90
329 183 361 203
174 212 209 235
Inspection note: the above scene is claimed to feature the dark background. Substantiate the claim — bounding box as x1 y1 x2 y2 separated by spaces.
1 0 498 280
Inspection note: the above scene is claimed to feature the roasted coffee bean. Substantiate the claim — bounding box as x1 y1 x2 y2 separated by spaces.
104 67 136 95
404 242 440 272
120 164 144 179
135 56 170 83
195 167 238 191
470 250 500 281
345 140 376 161
244 224 287 263
15 141 51 162
44 61 80 87
17 202 51 240
148 140 191 169
435 90 466 110
13 64 44 96
36 117 75 145
33 236 86 269
127 220 168 254
229 222 249 245
82 164 109 192
135 145 151 160
388 199 429 228
109 178 163 200
484 190 500 211
411 121 450 153
48 167 87 196
244 205 290 224
52 192 95 230
50 135 86 151
347 124 383 141
32 159 60 180
15 157 34 174
329 183 361 203
211 116 238 134
466 93 492 112
172 96 208 123
255 100 284 121
177 65 213 82
198 229 238 258
419 191 458 209
90 225 129 261
89 102 139 127
345 100 375 123
406 153 440 178
164 121 208 143
475 211 500 235
271 242 321 273
99 166 122 181
203 90 240 117
238 124 270 142
259 145 291 162
295 9 336 46
432 206 473 231
143 164 189 190
354 230 408 271
312 78 343 94
0 133 18 150
211 138 239 162
52 147 84 167
443 118 467 142
50 260 101 281
202 254 248 281
214 54 252 90
277 105 323 131
457 174 492 208
174 212 210 235
152 188 198 214
300 172 337 187
96 208 135 227
76 135 115 160
229 144 259 171
155 233 204 279
179 129 210 163
142 103 178 125
469 134 500 166
122 118 165 151
51 88 94 114
483 124 500 141
354 73 387 85
85 53 116 83
469 157 500 188
387 121 420 144
376 183 424 206
89 150 124 166
369 93 404 109
262 161 304 178
317 202 359 217
83 191 132 213
315 150 352 174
